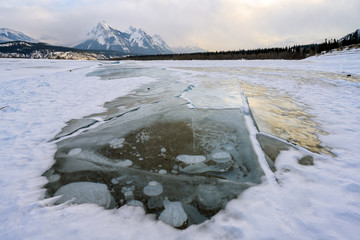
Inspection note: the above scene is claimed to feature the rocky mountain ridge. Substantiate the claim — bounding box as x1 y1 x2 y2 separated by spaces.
75 21 173 55
0 28 37 43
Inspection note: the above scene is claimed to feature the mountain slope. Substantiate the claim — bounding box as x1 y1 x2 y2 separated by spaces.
172 45 207 54
75 21 173 55
0 28 37 43
339 29 360 45
0 41 124 60
75 22 130 53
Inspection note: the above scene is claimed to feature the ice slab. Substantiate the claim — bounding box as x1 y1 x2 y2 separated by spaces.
45 105 263 228
54 182 113 208
159 198 188 227
143 181 163 196
176 155 207 164
257 132 314 167
44 63 269 228
184 78 245 109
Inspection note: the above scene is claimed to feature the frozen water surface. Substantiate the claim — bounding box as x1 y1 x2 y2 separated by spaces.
43 59 332 228
45 62 269 227
2 48 360 239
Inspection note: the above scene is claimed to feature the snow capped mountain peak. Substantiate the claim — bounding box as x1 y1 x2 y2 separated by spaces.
125 26 137 34
76 22 173 55
89 21 113 39
152 34 173 53
98 21 111 31
84 21 128 50
0 28 37 43
129 31 146 48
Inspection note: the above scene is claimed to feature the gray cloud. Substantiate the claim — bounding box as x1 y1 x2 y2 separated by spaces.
0 0 359 50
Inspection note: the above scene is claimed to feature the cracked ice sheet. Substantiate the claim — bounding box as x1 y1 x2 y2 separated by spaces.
1 47 360 239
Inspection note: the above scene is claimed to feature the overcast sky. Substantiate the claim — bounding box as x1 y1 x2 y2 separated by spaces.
0 0 359 51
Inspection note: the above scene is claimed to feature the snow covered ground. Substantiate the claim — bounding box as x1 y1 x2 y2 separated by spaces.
1 48 360 239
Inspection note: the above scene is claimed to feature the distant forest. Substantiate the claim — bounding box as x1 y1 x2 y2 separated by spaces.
124 30 359 60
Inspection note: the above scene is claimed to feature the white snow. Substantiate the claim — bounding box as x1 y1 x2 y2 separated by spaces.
1 47 360 239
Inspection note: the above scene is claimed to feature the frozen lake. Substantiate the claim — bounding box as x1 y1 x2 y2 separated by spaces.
1 48 360 238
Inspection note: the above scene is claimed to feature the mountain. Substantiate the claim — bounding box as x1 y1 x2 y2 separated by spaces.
0 41 124 60
151 34 173 54
0 28 37 43
339 29 360 44
75 21 173 55
172 45 207 54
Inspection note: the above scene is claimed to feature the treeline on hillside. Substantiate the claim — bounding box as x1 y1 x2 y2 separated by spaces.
126 46 309 61
124 30 360 61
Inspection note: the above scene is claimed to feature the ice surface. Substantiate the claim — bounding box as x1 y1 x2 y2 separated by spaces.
46 100 264 223
127 200 144 208
53 118 98 140
175 155 207 164
109 138 125 149
211 151 232 163
42 61 266 228
54 182 113 208
143 181 163 196
1 48 360 239
68 148 82 156
159 198 188 227
197 184 222 209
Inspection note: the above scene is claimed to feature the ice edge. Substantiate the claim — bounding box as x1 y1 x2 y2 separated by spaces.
236 80 277 185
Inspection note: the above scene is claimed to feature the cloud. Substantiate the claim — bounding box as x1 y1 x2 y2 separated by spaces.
0 0 359 50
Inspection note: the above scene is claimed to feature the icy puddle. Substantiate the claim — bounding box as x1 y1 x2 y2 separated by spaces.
44 62 318 228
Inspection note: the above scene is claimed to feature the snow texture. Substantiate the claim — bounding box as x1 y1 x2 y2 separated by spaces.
1 47 360 239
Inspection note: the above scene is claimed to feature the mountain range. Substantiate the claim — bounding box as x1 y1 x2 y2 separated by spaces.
0 28 37 43
75 21 173 55
172 45 207 54
1 22 199 56
0 24 359 60
0 41 116 60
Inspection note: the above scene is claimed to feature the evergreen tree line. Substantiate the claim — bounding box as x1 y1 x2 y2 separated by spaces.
123 30 360 61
